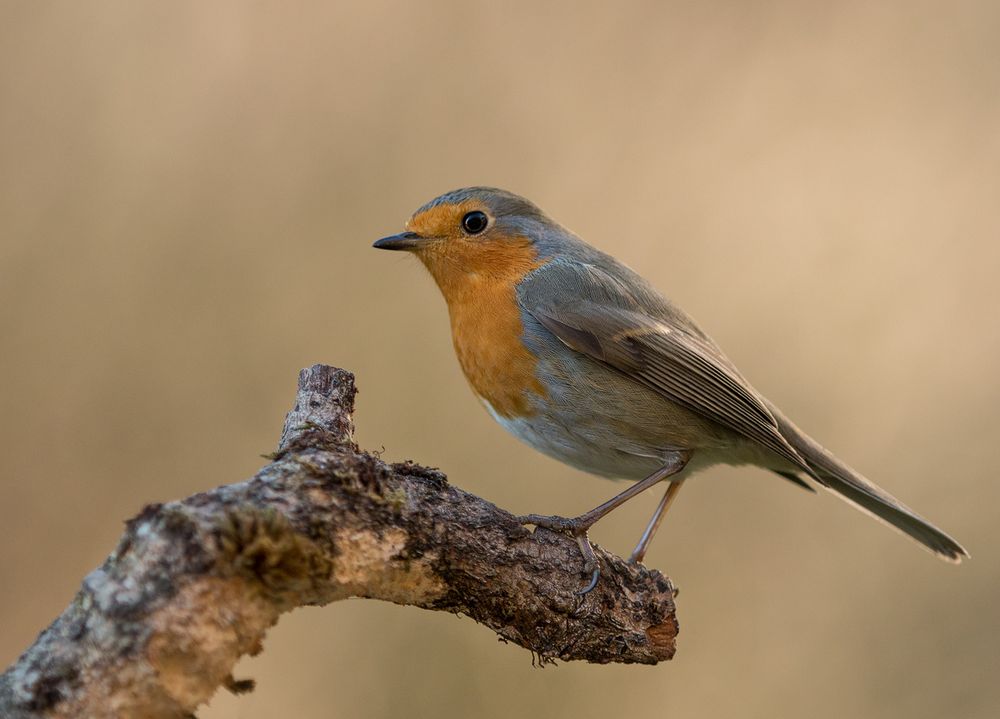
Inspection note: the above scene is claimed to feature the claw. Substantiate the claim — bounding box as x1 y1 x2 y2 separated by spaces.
518 514 603 594
576 565 601 595
574 531 601 595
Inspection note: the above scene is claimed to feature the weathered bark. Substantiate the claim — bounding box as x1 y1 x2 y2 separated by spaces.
0 365 678 718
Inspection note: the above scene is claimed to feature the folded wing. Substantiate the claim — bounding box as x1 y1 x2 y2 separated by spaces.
517 260 812 473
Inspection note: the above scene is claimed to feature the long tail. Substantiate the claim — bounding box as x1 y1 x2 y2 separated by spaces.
769 406 969 563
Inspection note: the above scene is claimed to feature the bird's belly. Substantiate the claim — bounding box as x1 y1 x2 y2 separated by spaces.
479 397 665 479
477 340 738 480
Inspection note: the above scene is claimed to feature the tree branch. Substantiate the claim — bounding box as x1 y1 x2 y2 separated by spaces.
0 365 678 718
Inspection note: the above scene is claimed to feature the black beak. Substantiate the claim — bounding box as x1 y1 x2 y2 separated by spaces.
373 231 424 251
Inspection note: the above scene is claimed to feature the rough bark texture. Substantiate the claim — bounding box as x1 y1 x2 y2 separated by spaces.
0 365 678 718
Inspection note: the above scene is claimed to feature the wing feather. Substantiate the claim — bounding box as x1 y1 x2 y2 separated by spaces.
519 260 811 472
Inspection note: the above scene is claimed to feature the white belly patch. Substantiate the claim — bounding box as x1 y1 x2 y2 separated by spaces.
478 398 667 479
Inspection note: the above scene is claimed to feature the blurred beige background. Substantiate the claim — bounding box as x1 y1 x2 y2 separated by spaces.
2 1 998 717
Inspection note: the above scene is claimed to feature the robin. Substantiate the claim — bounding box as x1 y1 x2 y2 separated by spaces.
374 187 968 593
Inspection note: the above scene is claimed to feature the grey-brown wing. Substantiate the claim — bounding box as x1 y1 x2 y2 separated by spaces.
517 260 811 473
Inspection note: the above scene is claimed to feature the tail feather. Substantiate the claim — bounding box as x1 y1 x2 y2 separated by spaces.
769 407 969 563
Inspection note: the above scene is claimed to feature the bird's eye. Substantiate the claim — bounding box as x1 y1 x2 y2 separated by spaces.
461 211 489 235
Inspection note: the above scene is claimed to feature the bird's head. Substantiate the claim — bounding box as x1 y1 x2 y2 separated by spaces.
373 187 557 291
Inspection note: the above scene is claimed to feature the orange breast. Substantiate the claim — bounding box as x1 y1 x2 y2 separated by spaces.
417 236 548 419
448 277 547 418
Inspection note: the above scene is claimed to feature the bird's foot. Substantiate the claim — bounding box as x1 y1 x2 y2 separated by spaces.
518 513 602 595
518 513 587 533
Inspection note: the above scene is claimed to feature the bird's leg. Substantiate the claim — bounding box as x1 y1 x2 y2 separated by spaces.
518 450 691 594
628 478 686 564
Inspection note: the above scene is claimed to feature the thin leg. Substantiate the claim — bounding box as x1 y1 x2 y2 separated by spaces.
518 450 691 594
628 478 686 564
519 450 691 532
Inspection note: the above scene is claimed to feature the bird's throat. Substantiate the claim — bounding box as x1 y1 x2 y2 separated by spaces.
416 239 548 419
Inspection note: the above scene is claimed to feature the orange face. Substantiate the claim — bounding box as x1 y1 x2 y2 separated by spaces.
405 199 485 239
403 201 549 418
405 200 539 283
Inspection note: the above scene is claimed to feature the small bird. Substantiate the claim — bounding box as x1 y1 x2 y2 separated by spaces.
374 187 968 593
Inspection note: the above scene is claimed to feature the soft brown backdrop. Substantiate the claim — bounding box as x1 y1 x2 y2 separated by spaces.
2 2 998 717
